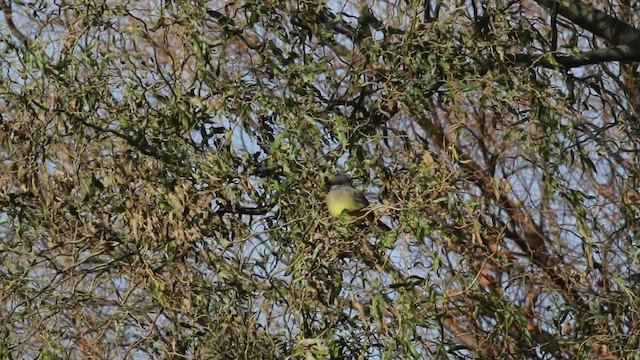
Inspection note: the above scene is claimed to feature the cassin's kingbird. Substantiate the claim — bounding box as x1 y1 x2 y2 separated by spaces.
325 174 390 230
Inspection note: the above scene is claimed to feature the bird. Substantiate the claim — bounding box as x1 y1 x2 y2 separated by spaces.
325 174 391 231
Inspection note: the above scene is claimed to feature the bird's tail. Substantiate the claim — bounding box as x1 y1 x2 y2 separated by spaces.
365 211 392 231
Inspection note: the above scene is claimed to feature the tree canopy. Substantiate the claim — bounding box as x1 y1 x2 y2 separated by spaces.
1 0 640 358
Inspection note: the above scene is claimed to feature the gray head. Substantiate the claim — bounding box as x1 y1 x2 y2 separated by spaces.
328 174 353 187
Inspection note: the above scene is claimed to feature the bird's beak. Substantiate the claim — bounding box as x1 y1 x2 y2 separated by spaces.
325 178 333 191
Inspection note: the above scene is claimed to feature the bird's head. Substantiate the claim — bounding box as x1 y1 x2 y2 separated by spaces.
327 174 354 188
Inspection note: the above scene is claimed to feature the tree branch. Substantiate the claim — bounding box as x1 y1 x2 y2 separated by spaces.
507 45 640 69
535 0 640 45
